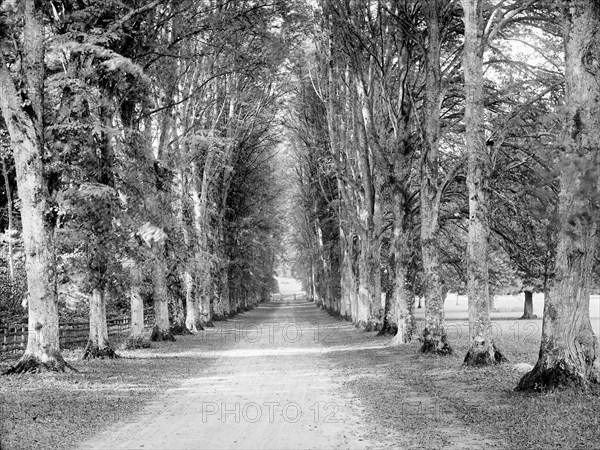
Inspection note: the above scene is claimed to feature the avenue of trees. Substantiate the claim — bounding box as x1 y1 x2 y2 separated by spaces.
0 0 597 393
289 0 599 391
0 0 295 372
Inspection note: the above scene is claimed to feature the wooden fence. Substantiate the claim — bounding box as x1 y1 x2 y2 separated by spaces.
1 315 154 355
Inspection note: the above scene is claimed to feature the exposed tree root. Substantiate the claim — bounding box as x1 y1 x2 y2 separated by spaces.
81 341 119 360
123 337 152 350
3 351 77 375
419 328 453 355
515 361 598 393
463 344 508 367
150 326 176 342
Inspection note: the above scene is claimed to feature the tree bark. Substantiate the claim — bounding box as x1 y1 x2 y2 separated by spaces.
126 261 150 348
183 270 202 332
357 232 382 331
388 209 416 344
0 149 14 280
191 160 214 326
341 230 358 321
82 289 117 359
1 0 69 374
517 0 600 391
170 290 188 335
338 231 352 320
462 0 505 366
151 247 175 342
420 0 451 355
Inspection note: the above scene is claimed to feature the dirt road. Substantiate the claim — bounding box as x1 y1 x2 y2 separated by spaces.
79 297 500 449
79 298 384 449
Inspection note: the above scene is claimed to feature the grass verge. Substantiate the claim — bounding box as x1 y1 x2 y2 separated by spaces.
323 317 600 449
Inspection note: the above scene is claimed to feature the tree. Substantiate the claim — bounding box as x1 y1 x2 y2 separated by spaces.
419 0 453 355
0 0 70 373
461 0 514 366
517 0 600 391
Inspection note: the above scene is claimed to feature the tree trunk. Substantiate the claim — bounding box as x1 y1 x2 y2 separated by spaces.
357 233 382 331
183 270 202 332
1 0 70 374
125 262 149 349
338 232 352 320
191 160 214 326
421 0 451 355
0 150 14 280
388 214 415 344
520 290 537 320
151 248 175 341
462 0 505 366
82 289 117 359
517 0 600 391
170 290 188 335
341 231 358 321
217 265 231 319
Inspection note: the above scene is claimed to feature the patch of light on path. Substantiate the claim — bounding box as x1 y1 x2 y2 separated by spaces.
123 343 389 360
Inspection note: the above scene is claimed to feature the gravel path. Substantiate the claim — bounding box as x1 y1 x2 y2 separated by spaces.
78 298 500 449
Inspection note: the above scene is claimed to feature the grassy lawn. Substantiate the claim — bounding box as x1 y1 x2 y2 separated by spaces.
324 311 600 449
0 337 216 450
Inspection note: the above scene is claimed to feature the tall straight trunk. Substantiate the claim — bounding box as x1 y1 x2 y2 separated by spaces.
357 232 382 330
462 0 505 365
354 80 382 331
127 261 148 347
82 289 116 359
389 201 415 344
338 231 351 319
310 255 320 305
171 291 186 333
151 246 175 341
0 151 14 280
517 0 600 391
183 271 201 332
213 92 237 318
340 230 357 321
420 0 451 354
191 160 213 325
217 266 231 317
1 0 69 374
